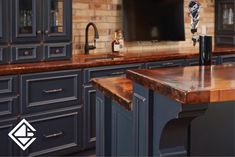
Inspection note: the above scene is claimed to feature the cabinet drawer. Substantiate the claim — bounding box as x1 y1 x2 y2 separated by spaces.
11 45 43 63
0 47 9 64
44 43 72 61
221 55 235 64
146 59 185 69
84 63 143 84
0 98 18 119
25 108 82 156
0 75 18 98
21 70 82 113
187 56 219 66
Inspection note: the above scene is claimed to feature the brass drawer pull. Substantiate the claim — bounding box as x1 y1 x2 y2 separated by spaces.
111 71 125 75
43 131 63 139
43 88 63 94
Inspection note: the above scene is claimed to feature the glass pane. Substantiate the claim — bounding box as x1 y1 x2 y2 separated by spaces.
19 0 33 34
50 0 64 33
221 3 234 30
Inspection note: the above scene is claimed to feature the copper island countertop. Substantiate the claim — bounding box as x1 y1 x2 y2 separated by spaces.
92 77 133 111
92 64 235 111
0 45 235 76
127 64 235 105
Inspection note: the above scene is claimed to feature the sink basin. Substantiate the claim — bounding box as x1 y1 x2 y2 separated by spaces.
84 54 122 61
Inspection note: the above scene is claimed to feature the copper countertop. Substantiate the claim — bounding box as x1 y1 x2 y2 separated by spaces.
0 46 235 76
92 77 133 110
127 64 235 105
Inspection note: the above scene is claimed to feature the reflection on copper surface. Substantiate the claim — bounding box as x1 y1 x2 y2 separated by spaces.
127 64 235 104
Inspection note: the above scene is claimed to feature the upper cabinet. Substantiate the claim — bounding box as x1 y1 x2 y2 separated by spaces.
11 0 71 43
0 0 8 44
43 0 71 42
215 0 235 45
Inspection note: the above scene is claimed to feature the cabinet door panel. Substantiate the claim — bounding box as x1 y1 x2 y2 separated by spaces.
43 0 72 42
21 69 82 114
0 119 19 156
11 44 43 63
12 0 42 43
146 59 185 69
0 0 8 44
84 85 96 149
0 47 10 64
23 108 82 156
221 54 235 64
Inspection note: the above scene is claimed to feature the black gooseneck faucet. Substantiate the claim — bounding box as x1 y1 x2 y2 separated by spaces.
84 22 99 55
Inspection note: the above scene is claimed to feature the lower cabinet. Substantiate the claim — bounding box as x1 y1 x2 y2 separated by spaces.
186 56 220 66
1 54 235 156
22 107 82 157
83 85 96 149
0 118 20 156
146 59 185 69
220 54 235 64
83 63 144 149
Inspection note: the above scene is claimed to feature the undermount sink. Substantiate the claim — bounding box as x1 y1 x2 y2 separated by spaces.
84 54 122 61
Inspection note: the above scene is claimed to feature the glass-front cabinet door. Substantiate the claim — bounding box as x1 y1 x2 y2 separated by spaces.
43 0 72 42
215 0 235 45
217 0 235 33
0 0 8 44
12 0 42 43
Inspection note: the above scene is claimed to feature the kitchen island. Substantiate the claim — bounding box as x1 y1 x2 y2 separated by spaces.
92 64 235 156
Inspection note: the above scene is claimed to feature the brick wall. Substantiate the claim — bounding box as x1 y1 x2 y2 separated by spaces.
72 0 215 54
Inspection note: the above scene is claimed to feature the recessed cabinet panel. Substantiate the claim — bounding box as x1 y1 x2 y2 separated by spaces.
44 42 72 61
0 119 19 156
11 45 43 63
43 0 72 42
0 98 18 119
24 108 82 156
12 0 42 43
83 85 96 148
21 70 82 114
0 75 18 98
146 59 185 69
0 47 10 64
0 0 8 44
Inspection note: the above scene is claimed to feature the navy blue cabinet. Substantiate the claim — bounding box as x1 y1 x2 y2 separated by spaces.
0 70 83 156
186 56 220 66
0 75 19 156
0 0 10 64
20 69 82 114
83 85 96 149
0 0 72 64
0 75 19 120
0 0 8 44
215 0 235 45
83 63 144 149
0 119 20 156
11 0 71 44
220 54 235 64
22 107 83 156
11 44 43 63
146 59 185 69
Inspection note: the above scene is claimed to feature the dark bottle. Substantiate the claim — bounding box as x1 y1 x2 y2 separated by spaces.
199 35 212 66
112 32 120 53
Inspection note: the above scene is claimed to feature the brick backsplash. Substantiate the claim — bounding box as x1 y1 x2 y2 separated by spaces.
72 0 215 54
